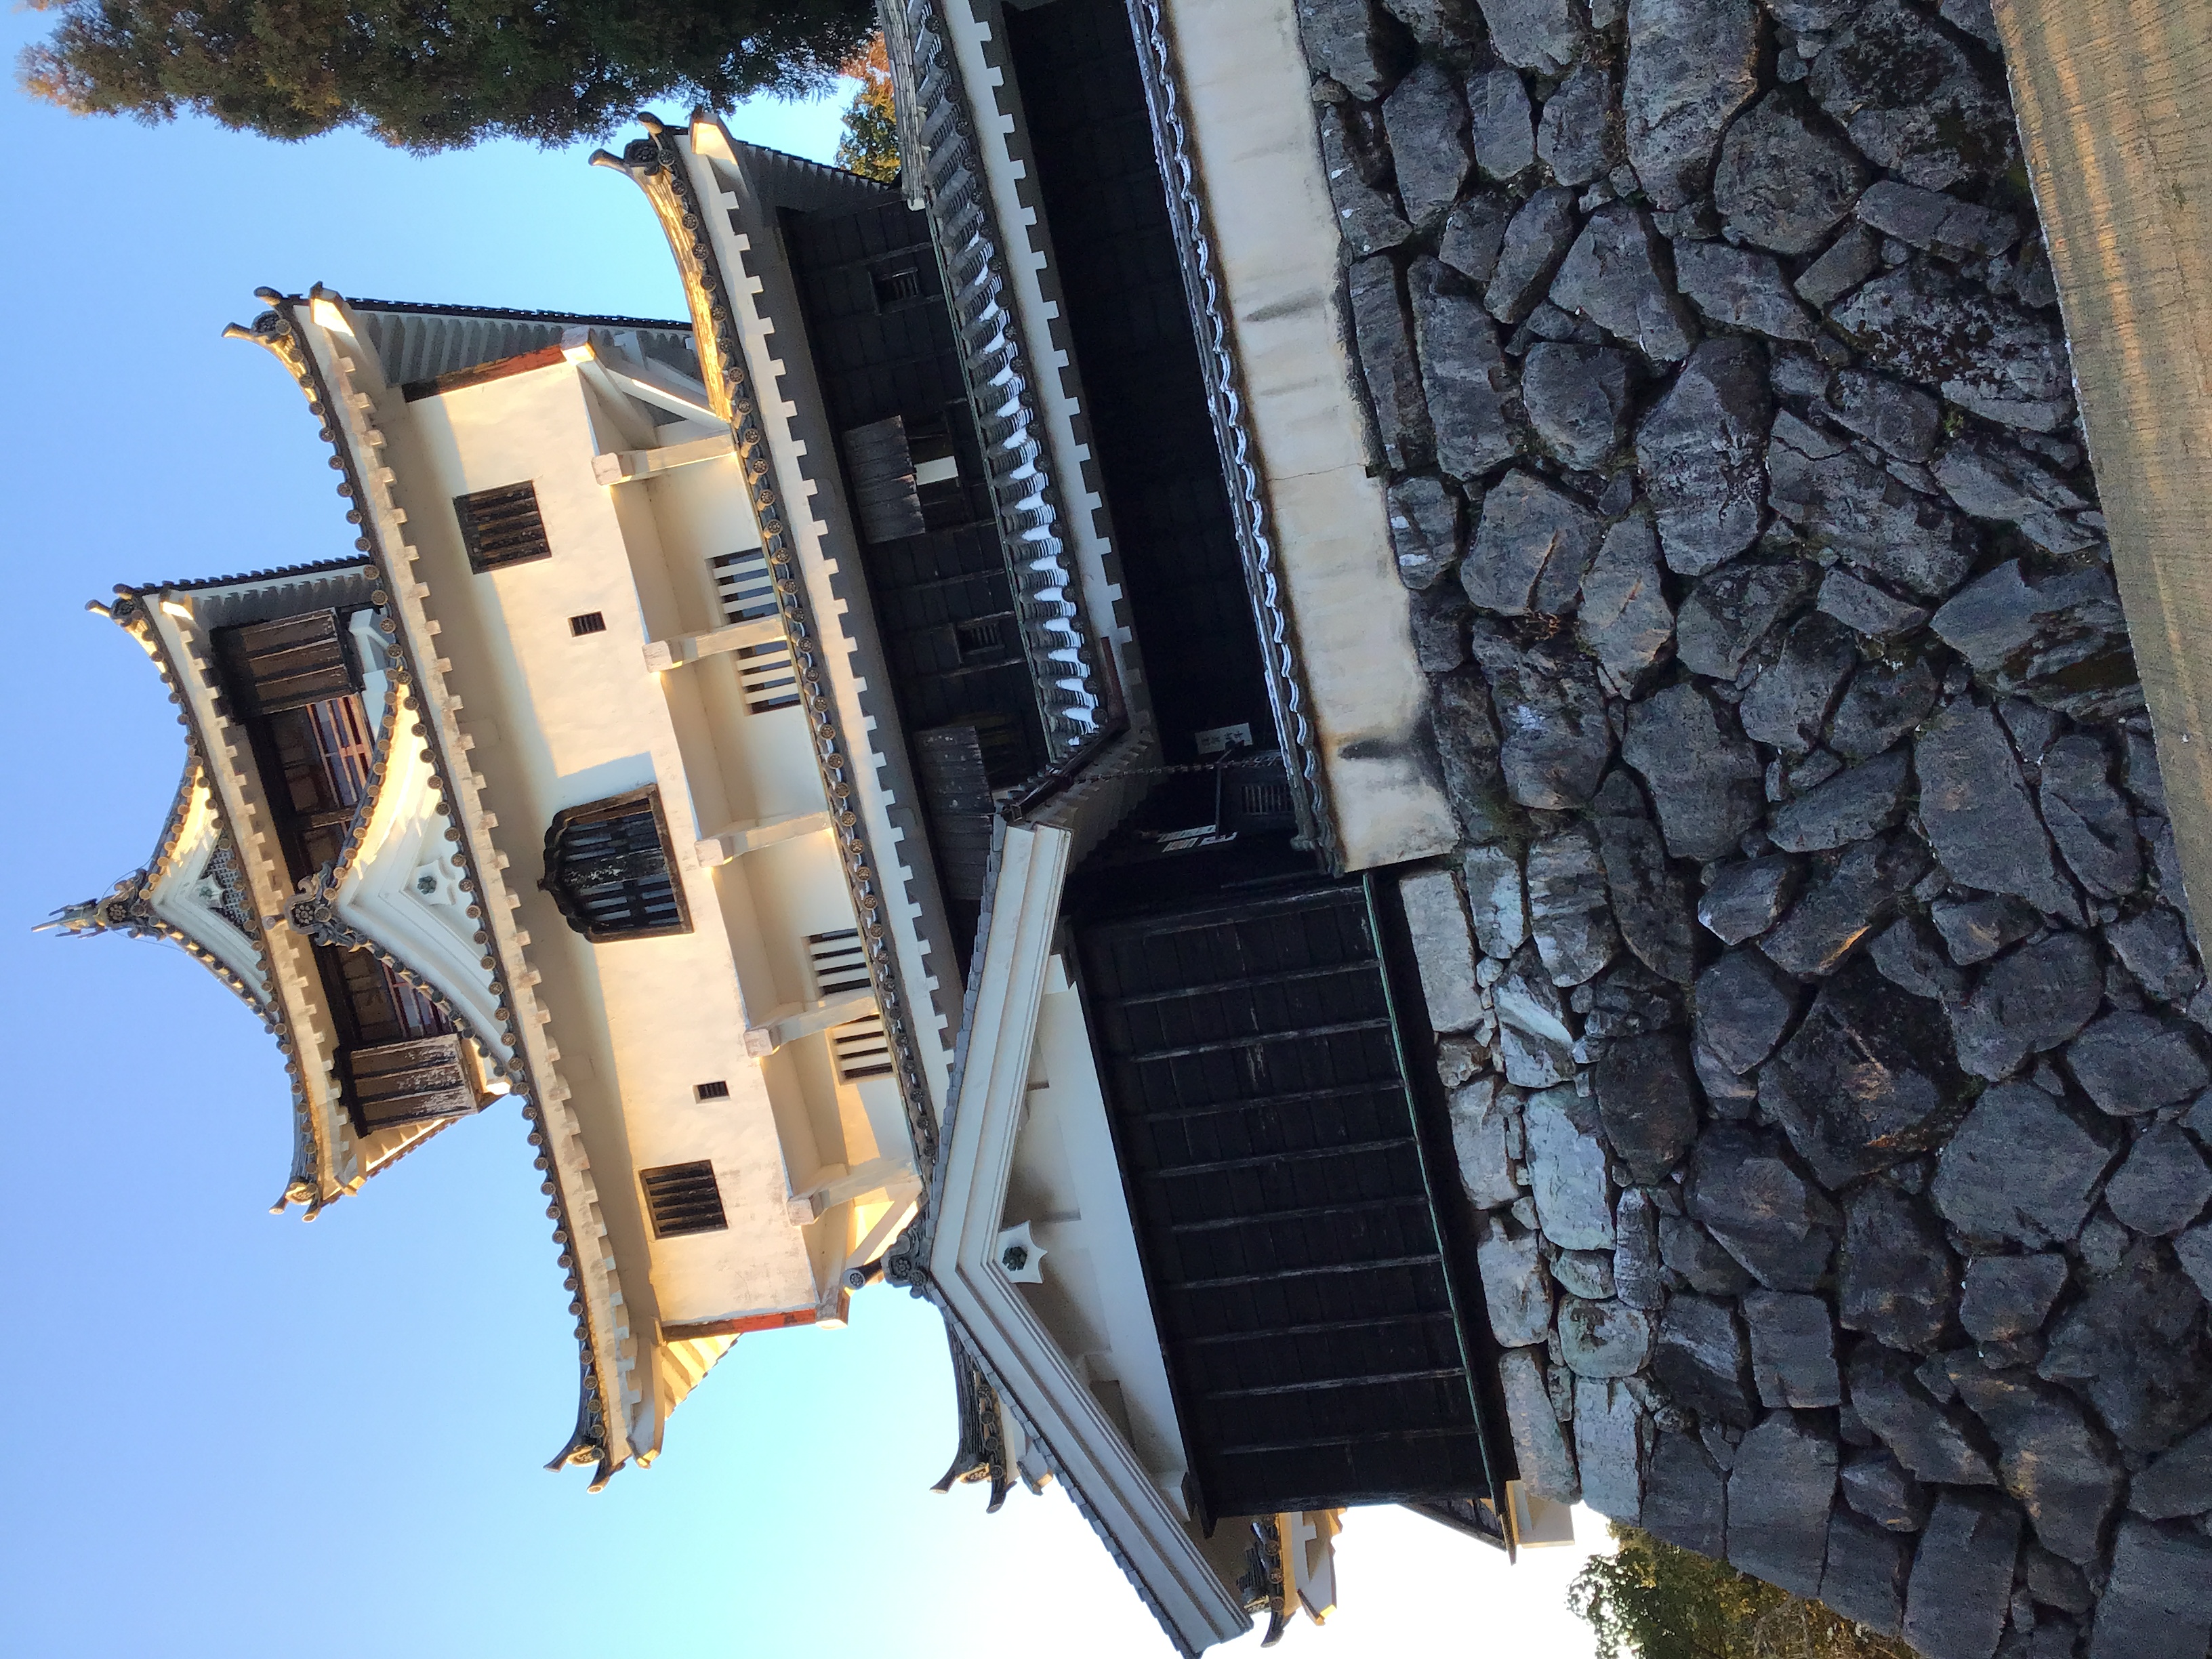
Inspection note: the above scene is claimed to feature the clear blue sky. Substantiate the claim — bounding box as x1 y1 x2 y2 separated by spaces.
0 27 1605 1659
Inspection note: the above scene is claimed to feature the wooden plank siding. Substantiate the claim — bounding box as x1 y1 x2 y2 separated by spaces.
1076 880 1500 1518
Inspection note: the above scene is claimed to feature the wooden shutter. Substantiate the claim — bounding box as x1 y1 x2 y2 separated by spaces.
344 1032 475 1132
842 417 926 545
216 609 360 718
455 482 552 572
914 722 1002 902
640 1161 729 1237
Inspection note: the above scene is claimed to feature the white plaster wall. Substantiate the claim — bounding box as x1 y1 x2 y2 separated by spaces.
699 140 962 1117
371 358 830 1330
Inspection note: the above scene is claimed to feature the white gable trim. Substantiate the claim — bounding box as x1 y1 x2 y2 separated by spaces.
324 675 507 1052
144 769 270 1004
929 823 1250 1656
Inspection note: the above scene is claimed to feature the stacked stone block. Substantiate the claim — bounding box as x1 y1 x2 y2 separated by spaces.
1298 0 2212 1650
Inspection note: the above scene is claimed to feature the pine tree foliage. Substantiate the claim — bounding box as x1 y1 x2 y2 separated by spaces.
16 0 877 150
1570 1526 1915 1659
835 33 899 182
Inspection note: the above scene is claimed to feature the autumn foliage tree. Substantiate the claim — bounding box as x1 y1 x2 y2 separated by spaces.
835 33 899 182
1571 1527 1914 1659
16 0 878 150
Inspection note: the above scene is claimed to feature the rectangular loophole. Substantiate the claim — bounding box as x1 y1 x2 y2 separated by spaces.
455 482 551 573
831 1017 894 1082
640 1160 728 1237
693 1080 730 1101
569 611 607 637
808 929 872 998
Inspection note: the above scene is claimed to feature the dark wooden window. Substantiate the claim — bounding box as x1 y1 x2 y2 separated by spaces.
216 609 361 718
694 1080 730 1101
541 787 691 941
569 611 607 636
319 947 468 1134
344 1033 476 1132
954 616 1015 664
329 947 449 1046
870 262 924 310
640 1161 729 1237
264 693 377 870
213 610 374 875
455 482 552 573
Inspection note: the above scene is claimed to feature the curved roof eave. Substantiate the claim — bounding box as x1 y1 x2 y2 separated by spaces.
237 287 640 1489
83 592 364 1214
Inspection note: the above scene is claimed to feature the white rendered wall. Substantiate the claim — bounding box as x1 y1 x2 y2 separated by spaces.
352 342 875 1349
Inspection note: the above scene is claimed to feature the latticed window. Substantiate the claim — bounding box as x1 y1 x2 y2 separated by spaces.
869 263 924 310
328 945 451 1046
202 842 257 936
302 693 376 808
541 787 691 941
830 1017 894 1082
710 548 777 625
735 640 801 714
808 928 872 997
454 482 552 573
708 548 801 714
640 1161 728 1237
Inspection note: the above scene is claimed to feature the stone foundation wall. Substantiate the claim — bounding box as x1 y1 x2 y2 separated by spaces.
1288 0 2212 1651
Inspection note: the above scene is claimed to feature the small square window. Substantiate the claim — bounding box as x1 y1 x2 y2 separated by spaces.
694 1080 730 1101
569 611 607 637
